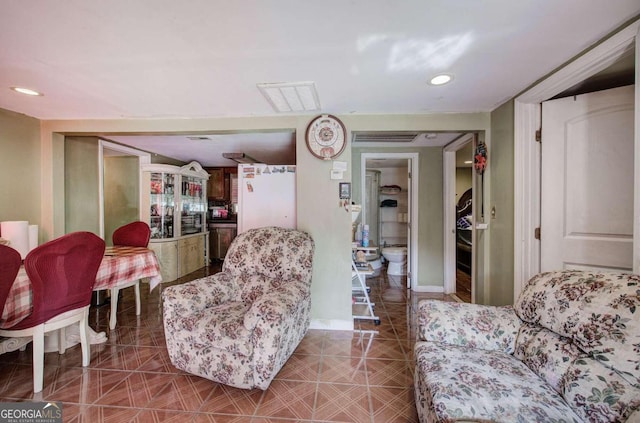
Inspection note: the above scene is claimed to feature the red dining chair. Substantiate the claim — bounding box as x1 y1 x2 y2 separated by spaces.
109 221 151 329
0 232 105 393
112 221 151 248
0 244 22 314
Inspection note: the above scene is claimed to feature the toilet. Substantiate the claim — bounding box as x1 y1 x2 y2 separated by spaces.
381 246 407 275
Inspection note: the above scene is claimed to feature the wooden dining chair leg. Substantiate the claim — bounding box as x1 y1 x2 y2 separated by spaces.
32 325 45 393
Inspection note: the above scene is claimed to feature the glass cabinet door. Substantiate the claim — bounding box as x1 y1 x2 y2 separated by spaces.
181 176 205 235
149 172 175 239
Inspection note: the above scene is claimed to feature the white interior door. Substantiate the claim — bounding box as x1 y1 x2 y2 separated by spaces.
541 85 635 271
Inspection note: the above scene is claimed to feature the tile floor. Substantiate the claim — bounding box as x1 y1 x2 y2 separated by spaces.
0 264 454 422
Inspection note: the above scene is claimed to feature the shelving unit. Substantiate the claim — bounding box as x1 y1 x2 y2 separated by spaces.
380 188 408 246
148 172 175 239
352 246 380 325
142 161 209 282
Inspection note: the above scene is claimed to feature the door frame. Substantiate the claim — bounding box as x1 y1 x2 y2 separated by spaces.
514 19 640 301
361 152 419 289
98 140 151 239
443 133 475 297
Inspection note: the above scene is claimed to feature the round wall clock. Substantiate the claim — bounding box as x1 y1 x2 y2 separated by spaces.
305 114 346 160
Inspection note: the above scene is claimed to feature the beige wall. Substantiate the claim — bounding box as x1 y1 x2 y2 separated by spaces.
487 100 515 305
0 108 41 240
65 137 101 234
104 156 140 246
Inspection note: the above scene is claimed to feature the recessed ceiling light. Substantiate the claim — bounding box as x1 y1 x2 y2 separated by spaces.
464 160 473 164
11 86 43 96
429 74 453 86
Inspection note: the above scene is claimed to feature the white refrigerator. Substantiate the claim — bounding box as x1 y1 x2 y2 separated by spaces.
237 164 296 234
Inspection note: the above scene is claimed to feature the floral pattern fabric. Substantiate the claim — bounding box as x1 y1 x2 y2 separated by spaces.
414 342 582 422
163 226 314 390
514 323 586 395
515 270 640 386
417 300 522 353
564 356 640 422
415 269 640 423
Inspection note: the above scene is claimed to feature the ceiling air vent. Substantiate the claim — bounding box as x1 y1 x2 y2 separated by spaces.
352 132 420 143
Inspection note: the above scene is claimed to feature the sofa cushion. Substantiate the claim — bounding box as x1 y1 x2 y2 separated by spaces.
414 342 582 422
238 274 270 303
515 270 640 386
189 301 253 356
563 356 640 422
514 323 586 394
418 300 522 353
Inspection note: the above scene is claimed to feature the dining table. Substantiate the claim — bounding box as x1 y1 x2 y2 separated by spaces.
0 245 162 354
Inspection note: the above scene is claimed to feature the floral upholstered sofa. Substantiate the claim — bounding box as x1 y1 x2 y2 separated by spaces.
162 226 314 389
414 270 640 422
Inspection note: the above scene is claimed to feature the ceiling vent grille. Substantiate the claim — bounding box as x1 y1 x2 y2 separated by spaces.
257 81 320 113
352 132 420 143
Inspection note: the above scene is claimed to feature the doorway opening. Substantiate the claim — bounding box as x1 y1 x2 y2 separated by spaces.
443 133 476 301
361 153 418 290
99 140 150 243
454 142 474 302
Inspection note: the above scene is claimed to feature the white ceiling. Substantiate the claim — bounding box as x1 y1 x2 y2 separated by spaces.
106 132 297 166
1 1 638 164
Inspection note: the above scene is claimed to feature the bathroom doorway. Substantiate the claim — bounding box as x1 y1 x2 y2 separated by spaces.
361 152 419 289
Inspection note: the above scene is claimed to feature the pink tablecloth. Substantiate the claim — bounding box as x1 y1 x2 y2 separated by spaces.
0 246 162 329
94 246 162 291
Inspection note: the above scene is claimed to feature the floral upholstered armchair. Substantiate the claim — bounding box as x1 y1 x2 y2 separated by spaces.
414 270 640 422
162 226 314 390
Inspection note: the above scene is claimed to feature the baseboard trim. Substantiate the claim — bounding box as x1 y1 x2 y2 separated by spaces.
411 285 444 293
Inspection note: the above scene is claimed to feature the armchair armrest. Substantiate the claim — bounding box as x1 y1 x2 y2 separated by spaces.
243 283 307 331
417 300 522 354
162 272 239 317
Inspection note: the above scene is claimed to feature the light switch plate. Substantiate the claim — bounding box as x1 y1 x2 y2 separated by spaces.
330 169 343 180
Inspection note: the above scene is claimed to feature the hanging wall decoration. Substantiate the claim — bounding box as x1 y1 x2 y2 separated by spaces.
474 139 488 221
474 141 488 175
